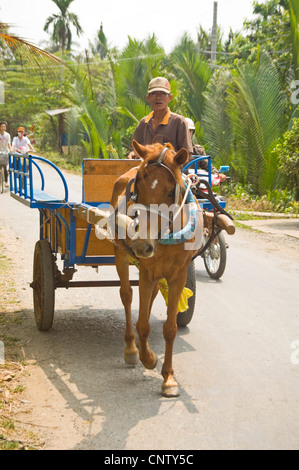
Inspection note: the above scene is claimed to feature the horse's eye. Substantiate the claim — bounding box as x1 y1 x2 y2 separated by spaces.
168 190 175 198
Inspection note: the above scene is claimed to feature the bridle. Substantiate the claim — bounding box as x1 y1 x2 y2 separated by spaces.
101 145 233 260
114 146 201 244
128 147 181 206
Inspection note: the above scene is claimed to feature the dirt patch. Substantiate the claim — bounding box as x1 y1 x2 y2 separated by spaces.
0 361 45 450
0 239 44 450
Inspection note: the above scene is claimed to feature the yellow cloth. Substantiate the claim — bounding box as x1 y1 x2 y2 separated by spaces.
129 257 193 313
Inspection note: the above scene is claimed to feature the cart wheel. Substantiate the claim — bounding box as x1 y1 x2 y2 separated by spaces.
32 240 55 331
203 230 227 279
177 261 196 327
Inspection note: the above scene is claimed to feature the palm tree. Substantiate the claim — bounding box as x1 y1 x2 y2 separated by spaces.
170 34 212 124
0 23 61 67
202 69 232 164
65 66 109 158
44 0 83 55
115 35 166 125
227 53 288 194
89 23 108 59
289 0 299 80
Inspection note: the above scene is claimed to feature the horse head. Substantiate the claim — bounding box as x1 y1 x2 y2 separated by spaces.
125 140 189 259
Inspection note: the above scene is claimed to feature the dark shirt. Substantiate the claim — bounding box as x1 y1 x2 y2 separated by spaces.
131 108 193 154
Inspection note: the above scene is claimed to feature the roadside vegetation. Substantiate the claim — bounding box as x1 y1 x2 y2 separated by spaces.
0 241 42 450
1 0 299 208
225 185 299 215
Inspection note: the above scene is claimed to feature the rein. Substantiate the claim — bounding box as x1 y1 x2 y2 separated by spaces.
120 146 201 245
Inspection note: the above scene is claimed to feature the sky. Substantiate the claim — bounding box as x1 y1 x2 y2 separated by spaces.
1 0 264 54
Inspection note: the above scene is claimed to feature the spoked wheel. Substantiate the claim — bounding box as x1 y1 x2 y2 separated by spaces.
203 230 227 279
32 240 55 331
177 261 196 327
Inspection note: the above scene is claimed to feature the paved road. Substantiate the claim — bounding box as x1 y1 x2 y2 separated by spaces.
240 217 299 239
1 163 299 450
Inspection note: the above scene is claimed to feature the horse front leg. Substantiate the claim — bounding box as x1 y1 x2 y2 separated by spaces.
115 246 139 365
136 269 157 370
161 276 188 398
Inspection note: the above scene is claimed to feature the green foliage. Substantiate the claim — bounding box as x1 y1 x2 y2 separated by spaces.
272 117 299 197
225 0 292 80
44 0 83 52
226 182 298 213
114 35 166 125
226 53 288 195
170 34 212 123
289 0 299 79
0 65 64 142
1 0 299 204
202 69 232 162
65 66 109 158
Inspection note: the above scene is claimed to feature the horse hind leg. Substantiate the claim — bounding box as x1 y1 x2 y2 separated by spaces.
115 247 139 365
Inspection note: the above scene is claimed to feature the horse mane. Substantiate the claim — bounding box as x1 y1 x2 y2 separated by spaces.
141 142 174 165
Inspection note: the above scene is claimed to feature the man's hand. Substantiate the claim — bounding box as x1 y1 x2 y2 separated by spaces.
127 151 140 160
219 173 227 182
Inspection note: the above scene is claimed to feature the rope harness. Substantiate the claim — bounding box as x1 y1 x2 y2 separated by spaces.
112 146 233 259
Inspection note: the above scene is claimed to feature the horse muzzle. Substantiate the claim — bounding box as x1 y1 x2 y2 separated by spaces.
115 213 157 258
130 238 156 259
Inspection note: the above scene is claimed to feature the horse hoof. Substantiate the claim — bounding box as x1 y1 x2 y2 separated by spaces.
161 384 180 398
124 351 139 365
141 351 157 370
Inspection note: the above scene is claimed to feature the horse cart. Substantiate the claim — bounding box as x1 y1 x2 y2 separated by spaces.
8 151 233 332
9 153 140 331
9 145 234 397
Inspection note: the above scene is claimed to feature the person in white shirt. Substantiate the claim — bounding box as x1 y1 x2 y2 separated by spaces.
11 126 35 154
0 121 12 187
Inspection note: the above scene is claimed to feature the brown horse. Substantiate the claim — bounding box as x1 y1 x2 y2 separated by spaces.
110 141 203 397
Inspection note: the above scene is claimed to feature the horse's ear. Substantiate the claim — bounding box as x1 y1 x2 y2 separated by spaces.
165 142 175 150
132 140 146 160
174 148 189 167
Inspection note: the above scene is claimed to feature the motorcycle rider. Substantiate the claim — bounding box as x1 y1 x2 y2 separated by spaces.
11 126 35 154
185 118 226 182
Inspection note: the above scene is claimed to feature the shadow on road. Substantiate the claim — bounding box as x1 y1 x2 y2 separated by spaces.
16 306 199 450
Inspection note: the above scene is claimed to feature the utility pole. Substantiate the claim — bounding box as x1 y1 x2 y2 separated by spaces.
211 1 218 67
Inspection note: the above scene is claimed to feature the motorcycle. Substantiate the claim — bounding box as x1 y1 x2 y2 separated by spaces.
184 158 231 280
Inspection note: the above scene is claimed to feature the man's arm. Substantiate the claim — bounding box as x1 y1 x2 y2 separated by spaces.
128 121 144 159
177 118 193 156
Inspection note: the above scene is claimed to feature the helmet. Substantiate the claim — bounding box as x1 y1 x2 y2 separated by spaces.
185 118 195 130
